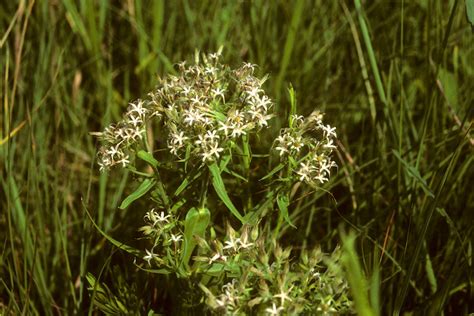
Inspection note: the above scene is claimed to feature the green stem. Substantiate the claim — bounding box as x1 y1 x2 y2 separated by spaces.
199 169 210 209
242 135 252 211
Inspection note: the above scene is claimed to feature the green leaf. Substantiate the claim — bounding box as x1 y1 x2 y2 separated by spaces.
288 84 297 127
260 163 285 181
137 150 159 168
466 0 474 27
223 167 248 182
170 199 186 213
438 68 459 110
208 163 244 223
277 191 296 228
392 150 434 198
180 207 211 271
219 153 232 171
340 230 376 316
84 203 143 257
174 169 202 197
206 263 225 276
119 178 156 209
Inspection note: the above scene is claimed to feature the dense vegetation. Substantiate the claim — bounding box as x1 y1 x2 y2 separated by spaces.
1 1 472 314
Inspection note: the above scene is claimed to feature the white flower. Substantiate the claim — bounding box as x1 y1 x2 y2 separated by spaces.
144 209 171 225
127 114 143 127
105 144 121 160
117 155 130 167
275 135 290 156
205 130 220 142
143 249 158 266
127 100 148 117
200 142 224 162
223 236 241 252
230 124 246 138
170 131 189 147
169 234 183 243
169 144 179 156
209 52 221 60
265 302 284 315
319 159 335 176
248 108 273 128
208 252 227 264
323 138 336 150
314 172 328 184
208 142 224 159
273 286 293 306
184 108 203 126
181 85 192 96
195 134 207 146
291 114 304 127
296 162 313 182
256 95 272 110
155 211 171 224
218 121 231 136
204 66 216 75
244 86 261 101
239 241 254 250
291 135 304 152
212 87 225 102
242 62 256 72
190 95 202 105
322 124 337 138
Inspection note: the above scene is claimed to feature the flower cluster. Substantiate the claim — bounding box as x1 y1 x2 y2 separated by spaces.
201 235 353 315
140 208 183 268
92 52 347 315
94 100 160 171
148 52 274 164
274 111 337 186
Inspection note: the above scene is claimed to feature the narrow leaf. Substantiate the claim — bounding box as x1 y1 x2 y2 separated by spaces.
277 192 296 228
174 169 202 197
467 0 474 27
180 207 211 270
137 150 159 168
208 163 244 222
119 179 156 209
260 163 285 181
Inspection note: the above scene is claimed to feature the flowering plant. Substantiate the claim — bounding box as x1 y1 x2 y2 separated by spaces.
90 51 350 315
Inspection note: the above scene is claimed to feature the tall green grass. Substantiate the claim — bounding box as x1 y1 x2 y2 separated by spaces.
1 0 472 314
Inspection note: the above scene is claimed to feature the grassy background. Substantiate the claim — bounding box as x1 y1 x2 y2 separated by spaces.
1 0 472 314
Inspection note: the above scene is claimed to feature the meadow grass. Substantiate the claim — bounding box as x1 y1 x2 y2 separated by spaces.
1 1 473 314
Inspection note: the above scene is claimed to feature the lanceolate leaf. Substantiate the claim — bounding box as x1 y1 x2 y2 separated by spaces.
119 178 156 209
208 163 244 223
137 150 159 168
466 0 474 28
260 163 285 181
277 191 296 228
180 207 211 271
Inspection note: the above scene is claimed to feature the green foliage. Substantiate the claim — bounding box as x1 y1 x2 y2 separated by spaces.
209 163 244 223
180 207 210 272
1 0 472 315
119 178 156 209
